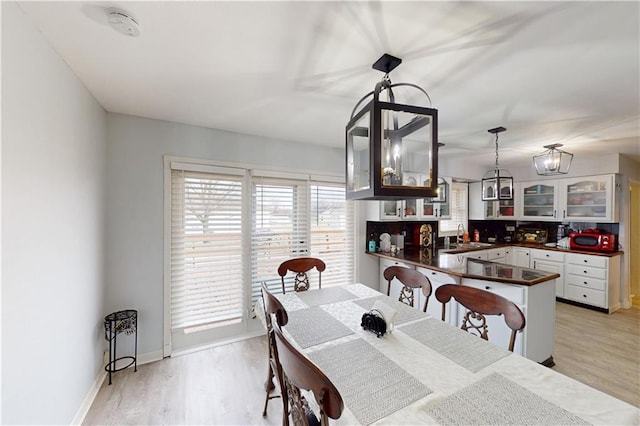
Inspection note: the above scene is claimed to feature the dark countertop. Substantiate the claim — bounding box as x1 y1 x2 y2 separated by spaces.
369 249 560 286
445 242 623 257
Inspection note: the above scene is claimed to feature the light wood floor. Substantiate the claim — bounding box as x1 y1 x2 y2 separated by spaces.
83 302 639 425
552 301 639 408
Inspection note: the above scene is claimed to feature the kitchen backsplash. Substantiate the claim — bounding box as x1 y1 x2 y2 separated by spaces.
469 220 620 244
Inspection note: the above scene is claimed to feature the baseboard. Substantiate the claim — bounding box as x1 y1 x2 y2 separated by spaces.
70 349 166 425
171 329 266 358
70 367 106 425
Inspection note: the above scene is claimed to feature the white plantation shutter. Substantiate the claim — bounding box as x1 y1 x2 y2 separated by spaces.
310 183 354 286
439 182 468 236
251 175 310 298
170 168 244 330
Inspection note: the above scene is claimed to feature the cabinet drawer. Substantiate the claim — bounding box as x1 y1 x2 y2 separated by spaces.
464 281 525 305
565 275 607 291
531 249 564 263
487 249 506 261
566 253 607 268
565 284 606 307
465 251 488 260
566 264 607 280
417 267 455 285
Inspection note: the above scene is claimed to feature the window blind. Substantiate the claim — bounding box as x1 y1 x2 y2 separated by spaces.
170 169 244 330
251 176 310 297
310 183 354 286
439 182 469 236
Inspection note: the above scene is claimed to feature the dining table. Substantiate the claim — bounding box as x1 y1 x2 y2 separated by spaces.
264 283 639 425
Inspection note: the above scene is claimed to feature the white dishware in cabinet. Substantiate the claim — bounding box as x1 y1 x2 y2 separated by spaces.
517 181 560 221
559 174 619 222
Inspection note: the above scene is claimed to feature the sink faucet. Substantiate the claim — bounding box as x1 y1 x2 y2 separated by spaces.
457 224 464 243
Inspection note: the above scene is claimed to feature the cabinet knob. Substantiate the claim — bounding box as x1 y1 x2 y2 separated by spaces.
485 286 491 290
546 254 550 257
584 281 588 285
583 294 587 298
584 270 588 274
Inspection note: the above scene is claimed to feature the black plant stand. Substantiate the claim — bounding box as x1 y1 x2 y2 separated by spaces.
104 309 138 385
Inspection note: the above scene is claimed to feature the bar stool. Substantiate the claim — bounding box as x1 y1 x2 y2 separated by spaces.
104 309 138 385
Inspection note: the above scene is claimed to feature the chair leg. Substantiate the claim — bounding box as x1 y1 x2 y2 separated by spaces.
262 363 275 416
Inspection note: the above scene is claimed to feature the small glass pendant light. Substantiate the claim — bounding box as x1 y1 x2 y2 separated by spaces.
533 143 573 175
481 126 513 201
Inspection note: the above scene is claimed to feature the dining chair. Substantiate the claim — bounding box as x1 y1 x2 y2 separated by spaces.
273 322 344 426
261 282 290 422
278 257 326 293
435 284 526 351
383 266 433 312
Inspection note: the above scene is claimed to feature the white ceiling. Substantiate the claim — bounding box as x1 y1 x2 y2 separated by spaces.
15 1 640 166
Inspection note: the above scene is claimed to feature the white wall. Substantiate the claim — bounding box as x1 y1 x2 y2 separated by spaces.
105 113 343 356
1 2 107 424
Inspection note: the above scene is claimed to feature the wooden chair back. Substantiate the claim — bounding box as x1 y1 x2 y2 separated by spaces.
261 283 289 420
383 266 433 312
273 323 344 425
435 284 526 352
278 257 326 293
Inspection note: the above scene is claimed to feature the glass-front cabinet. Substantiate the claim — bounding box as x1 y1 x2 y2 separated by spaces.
469 181 515 220
560 175 617 222
518 181 559 221
378 177 451 220
419 177 452 219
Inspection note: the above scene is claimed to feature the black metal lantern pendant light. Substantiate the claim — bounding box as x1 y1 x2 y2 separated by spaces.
481 126 513 201
346 53 439 200
533 143 574 175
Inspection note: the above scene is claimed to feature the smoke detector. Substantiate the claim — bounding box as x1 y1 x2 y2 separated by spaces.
107 9 140 37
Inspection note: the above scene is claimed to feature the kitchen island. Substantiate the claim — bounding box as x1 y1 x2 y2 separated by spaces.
369 249 559 366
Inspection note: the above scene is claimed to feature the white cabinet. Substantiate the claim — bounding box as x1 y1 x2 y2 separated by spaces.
416 267 458 321
378 177 452 221
504 247 513 265
379 200 402 220
455 280 526 356
564 253 621 312
419 177 452 220
486 247 508 263
462 250 488 260
511 247 531 268
531 249 565 297
518 181 560 221
559 175 619 223
517 174 619 223
469 182 516 220
455 278 556 364
379 258 428 311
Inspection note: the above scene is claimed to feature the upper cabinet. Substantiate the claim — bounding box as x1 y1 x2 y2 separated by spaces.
470 182 516 220
518 174 619 223
559 175 618 222
419 177 452 220
518 181 560 221
377 177 452 220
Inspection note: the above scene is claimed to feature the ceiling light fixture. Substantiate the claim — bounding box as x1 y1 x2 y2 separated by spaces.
533 143 573 175
481 126 513 201
346 53 438 200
